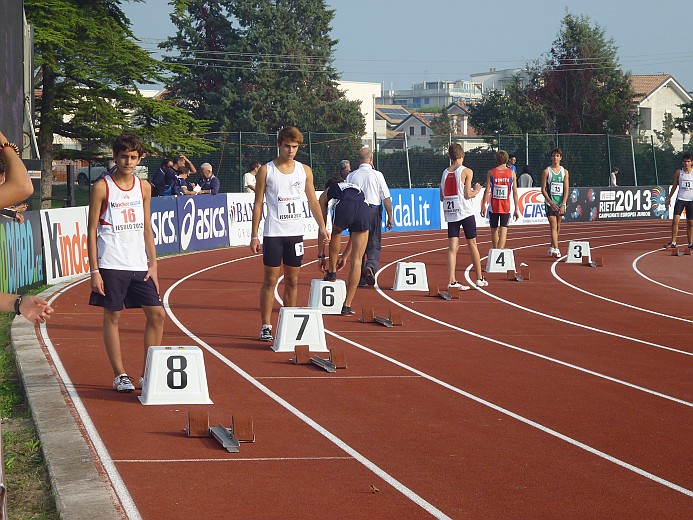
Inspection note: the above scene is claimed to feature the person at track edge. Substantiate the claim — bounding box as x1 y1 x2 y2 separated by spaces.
87 132 165 393
249 126 330 342
541 148 570 257
317 176 370 315
664 153 693 250
440 143 487 290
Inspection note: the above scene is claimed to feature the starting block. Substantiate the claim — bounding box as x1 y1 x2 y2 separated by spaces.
566 241 591 263
506 270 524 282
485 249 516 273
210 424 241 453
359 308 403 327
139 346 213 405
671 246 691 256
187 410 210 438
428 285 460 300
582 256 604 267
392 262 429 291
273 307 328 353
293 345 347 372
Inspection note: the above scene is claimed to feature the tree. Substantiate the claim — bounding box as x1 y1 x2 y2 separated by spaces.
673 101 693 150
654 112 676 153
428 109 452 152
468 77 550 136
533 12 636 134
26 0 213 208
163 0 365 135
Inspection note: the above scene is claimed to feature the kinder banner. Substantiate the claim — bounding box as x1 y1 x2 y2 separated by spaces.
0 211 45 292
40 206 89 284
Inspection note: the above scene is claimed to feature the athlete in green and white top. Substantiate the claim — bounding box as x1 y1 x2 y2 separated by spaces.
541 148 570 257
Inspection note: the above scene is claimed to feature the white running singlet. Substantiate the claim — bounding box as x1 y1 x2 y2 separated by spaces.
677 169 693 201
263 160 308 237
97 175 148 270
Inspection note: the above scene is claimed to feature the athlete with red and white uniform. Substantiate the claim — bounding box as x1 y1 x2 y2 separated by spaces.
481 149 520 249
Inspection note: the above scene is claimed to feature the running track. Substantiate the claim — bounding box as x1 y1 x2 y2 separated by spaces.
36 219 692 519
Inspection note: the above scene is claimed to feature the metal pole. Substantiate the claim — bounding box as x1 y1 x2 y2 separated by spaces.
630 135 638 186
239 132 243 192
308 131 313 170
651 135 659 185
374 132 379 170
525 132 529 168
404 132 412 188
605 133 612 186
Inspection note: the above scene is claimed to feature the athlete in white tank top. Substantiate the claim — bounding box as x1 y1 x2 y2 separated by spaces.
97 175 148 270
263 160 308 237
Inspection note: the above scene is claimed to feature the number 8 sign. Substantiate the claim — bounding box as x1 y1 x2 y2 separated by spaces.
139 346 213 405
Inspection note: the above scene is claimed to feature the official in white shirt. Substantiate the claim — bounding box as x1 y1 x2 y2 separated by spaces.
346 147 393 286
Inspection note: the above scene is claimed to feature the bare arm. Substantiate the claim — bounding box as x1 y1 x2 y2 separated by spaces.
559 169 570 215
249 165 267 253
463 168 481 200
512 172 520 220
0 292 54 324
87 180 107 296
141 181 160 293
304 165 330 243
666 170 680 204
0 131 33 208
481 169 491 216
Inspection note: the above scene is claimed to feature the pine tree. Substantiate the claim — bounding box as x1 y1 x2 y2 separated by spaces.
163 0 365 135
26 0 213 208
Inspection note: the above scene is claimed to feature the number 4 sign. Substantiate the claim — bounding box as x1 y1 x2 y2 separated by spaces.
139 346 213 405
485 249 516 273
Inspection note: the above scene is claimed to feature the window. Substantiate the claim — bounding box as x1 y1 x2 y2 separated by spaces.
409 126 415 136
424 97 430 104
421 126 427 136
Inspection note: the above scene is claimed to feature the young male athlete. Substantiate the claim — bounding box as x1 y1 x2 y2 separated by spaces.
249 126 330 341
317 176 370 315
87 132 165 392
481 149 520 249
664 153 693 249
440 143 487 289
541 148 570 257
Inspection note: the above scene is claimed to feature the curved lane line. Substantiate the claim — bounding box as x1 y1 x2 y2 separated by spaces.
632 249 693 296
164 259 452 520
38 279 143 520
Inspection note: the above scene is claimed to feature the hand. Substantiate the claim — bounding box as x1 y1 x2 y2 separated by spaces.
319 227 331 245
514 209 521 221
18 295 54 325
473 183 482 193
386 217 393 230
558 204 566 215
15 213 24 224
144 263 160 294
480 205 486 218
318 257 327 272
249 237 261 254
336 255 346 271
90 271 105 296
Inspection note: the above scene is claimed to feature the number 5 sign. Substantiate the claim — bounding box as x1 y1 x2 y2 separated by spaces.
392 262 429 291
272 307 328 353
139 346 213 405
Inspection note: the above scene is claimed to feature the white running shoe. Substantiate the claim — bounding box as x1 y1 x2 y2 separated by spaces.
475 278 489 288
259 325 273 342
553 249 561 257
548 247 555 256
113 374 135 393
448 281 470 291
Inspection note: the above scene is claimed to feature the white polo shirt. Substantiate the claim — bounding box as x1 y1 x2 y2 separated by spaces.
346 163 390 206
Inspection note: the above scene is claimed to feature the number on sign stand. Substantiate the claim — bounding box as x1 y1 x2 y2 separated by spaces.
308 279 346 315
392 262 429 291
566 241 591 263
485 249 516 273
272 307 328 353
139 346 213 405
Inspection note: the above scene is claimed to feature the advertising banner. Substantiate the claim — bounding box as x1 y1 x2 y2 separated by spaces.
0 211 45 292
40 207 89 284
578 185 670 221
387 188 440 232
177 194 229 252
151 197 180 255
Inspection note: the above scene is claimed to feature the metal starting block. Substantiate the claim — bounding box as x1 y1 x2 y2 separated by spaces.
294 345 347 372
359 307 403 327
582 256 604 267
671 246 691 256
506 270 524 282
231 414 255 443
428 286 458 300
210 424 241 453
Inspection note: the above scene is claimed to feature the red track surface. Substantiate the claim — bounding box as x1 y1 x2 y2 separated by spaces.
41 219 692 519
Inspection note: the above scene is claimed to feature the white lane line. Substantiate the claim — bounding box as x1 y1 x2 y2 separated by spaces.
38 279 143 520
550 240 693 323
115 457 354 463
163 264 452 520
632 249 693 296
317 330 693 498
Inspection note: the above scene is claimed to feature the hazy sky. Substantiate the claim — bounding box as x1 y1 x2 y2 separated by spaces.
122 0 693 92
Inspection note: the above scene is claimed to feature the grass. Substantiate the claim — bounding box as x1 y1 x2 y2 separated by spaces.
1 285 59 519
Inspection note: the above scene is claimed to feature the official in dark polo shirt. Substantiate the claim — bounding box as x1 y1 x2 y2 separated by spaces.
196 162 220 195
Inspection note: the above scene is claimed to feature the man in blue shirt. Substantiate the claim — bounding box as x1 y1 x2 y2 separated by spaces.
196 162 220 195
